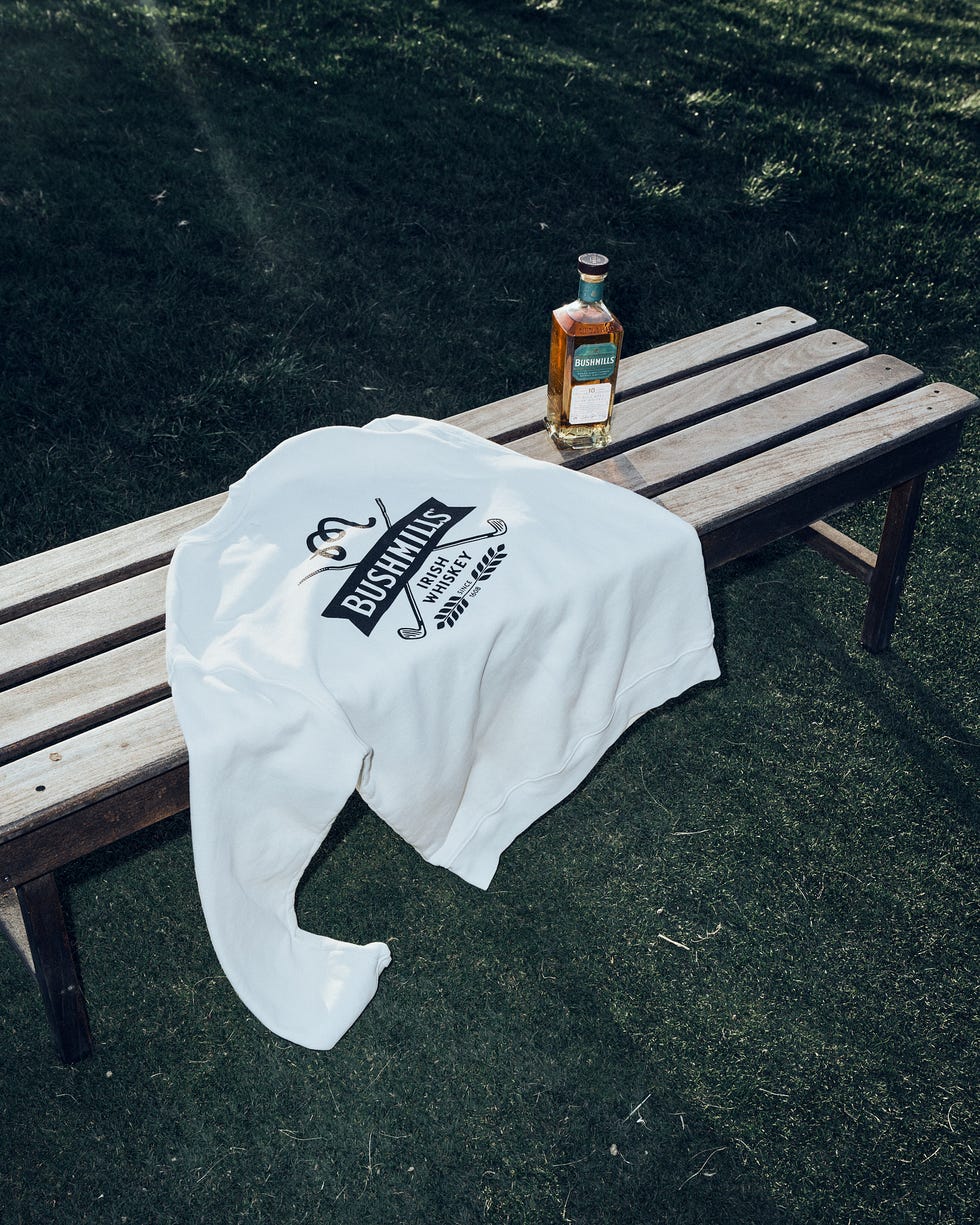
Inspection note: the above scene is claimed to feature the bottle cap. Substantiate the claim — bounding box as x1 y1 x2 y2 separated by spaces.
577 252 610 277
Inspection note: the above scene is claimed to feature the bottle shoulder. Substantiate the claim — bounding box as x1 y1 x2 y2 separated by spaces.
553 300 623 335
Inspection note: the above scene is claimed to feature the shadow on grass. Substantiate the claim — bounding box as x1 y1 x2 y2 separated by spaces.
788 606 979 833
432 893 803 1224
3 799 803 1222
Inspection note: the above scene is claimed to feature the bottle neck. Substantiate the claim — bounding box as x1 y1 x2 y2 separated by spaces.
577 276 606 304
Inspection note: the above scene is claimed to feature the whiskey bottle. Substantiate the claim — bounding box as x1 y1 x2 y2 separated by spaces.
546 252 624 450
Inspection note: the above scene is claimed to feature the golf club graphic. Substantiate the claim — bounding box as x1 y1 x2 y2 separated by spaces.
437 518 507 550
299 497 507 640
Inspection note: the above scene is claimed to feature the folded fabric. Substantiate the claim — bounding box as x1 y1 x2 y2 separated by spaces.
165 415 719 1048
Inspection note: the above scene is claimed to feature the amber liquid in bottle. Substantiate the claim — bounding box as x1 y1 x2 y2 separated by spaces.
546 255 623 450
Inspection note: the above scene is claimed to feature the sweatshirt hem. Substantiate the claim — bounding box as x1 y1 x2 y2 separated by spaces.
228 941 393 1051
429 640 720 889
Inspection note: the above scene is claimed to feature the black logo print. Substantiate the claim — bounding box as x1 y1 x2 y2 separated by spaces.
300 497 509 640
434 545 508 630
306 514 377 560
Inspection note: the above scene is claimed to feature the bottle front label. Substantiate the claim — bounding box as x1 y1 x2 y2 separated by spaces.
568 382 613 425
572 341 618 382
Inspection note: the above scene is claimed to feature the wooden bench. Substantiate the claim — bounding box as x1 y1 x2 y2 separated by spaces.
2 306 976 1061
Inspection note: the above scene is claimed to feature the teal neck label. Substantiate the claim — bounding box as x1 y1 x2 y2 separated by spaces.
578 278 605 303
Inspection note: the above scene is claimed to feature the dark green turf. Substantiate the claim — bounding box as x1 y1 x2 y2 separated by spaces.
1 2 977 1221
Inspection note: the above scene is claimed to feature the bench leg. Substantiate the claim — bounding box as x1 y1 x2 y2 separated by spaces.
861 474 926 654
16 873 95 1063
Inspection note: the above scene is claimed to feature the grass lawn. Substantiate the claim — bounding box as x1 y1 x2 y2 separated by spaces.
1 1 977 1222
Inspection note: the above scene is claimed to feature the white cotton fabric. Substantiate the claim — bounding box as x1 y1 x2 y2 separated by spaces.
165 415 719 1049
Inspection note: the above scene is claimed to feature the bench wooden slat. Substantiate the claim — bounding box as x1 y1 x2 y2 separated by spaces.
0 632 169 765
0 567 168 690
656 383 979 533
447 306 816 441
580 354 922 497
0 699 186 840
0 310 815 628
0 309 818 628
0 494 225 627
508 329 869 468
0 330 855 682
0 355 929 757
1 766 190 892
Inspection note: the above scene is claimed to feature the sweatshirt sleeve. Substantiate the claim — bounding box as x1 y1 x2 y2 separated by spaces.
169 660 392 1050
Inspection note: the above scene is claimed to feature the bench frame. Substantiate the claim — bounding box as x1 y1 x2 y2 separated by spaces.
1 307 975 1062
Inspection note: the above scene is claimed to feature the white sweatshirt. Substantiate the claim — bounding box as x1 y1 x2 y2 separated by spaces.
165 415 719 1049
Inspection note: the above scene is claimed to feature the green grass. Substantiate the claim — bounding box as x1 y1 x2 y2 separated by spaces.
1 1 977 1222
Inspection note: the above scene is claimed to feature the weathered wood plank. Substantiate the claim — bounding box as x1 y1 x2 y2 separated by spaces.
0 493 224 626
657 383 979 534
0 766 189 889
448 306 817 442
696 423 965 573
0 309 818 626
507 329 870 468
0 700 186 840
579 354 922 496
1 337 860 693
0 632 169 765
0 567 168 691
0 310 816 627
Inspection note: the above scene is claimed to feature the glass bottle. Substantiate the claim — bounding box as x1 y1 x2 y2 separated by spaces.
546 252 624 450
